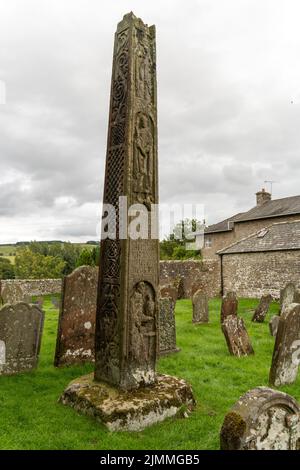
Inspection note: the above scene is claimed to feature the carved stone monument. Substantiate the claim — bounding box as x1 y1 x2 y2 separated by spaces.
222 315 254 357
252 294 272 323
0 302 44 375
60 13 195 431
159 297 180 355
269 303 300 386
54 266 98 366
221 291 238 324
192 290 209 324
280 282 300 314
220 387 300 450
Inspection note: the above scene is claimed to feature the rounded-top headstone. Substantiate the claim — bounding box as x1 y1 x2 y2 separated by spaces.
192 289 209 324
220 387 300 450
221 291 238 324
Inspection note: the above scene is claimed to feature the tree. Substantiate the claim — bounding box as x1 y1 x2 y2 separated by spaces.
28 241 81 275
14 249 66 279
0 258 15 279
76 246 100 268
160 218 202 260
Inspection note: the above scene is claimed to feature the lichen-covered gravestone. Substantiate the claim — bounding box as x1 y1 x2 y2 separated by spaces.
280 282 300 314
60 12 195 432
252 294 272 323
159 297 179 355
269 315 280 337
221 315 254 357
0 283 29 305
192 290 209 324
54 266 98 366
220 387 300 450
269 303 300 386
221 291 238 324
0 302 44 375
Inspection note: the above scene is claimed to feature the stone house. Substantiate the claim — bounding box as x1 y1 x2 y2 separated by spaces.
201 189 300 260
218 219 300 298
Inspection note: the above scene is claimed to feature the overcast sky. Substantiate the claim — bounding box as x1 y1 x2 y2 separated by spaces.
1 0 300 243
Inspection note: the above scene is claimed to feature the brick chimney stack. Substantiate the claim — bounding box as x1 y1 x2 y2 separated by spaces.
256 188 271 206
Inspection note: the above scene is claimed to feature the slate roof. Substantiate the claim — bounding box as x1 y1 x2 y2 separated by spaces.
204 213 243 234
204 195 300 234
218 220 300 255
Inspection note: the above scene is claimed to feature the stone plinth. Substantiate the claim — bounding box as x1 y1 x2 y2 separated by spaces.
60 373 195 432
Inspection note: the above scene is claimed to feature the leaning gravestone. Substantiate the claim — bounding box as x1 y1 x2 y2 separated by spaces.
221 291 238 324
269 303 300 386
192 290 209 324
60 13 195 431
159 297 179 355
252 294 272 323
0 302 44 375
54 266 98 366
220 387 300 450
280 283 300 314
269 315 280 337
222 315 254 357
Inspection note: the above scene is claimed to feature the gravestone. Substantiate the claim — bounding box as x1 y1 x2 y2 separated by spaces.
0 302 44 375
159 297 179 355
54 266 98 366
222 315 254 357
159 284 178 303
221 291 238 324
220 387 300 450
269 315 280 337
0 283 29 305
269 303 300 386
60 13 195 431
252 294 272 323
192 290 209 324
51 297 60 309
280 283 300 314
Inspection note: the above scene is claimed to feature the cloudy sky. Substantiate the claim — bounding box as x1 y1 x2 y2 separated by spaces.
1 0 300 243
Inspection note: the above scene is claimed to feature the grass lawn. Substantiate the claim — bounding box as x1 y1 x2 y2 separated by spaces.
0 296 299 450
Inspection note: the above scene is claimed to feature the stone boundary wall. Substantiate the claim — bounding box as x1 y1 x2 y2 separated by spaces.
0 279 62 298
160 260 221 298
0 260 222 301
222 250 300 299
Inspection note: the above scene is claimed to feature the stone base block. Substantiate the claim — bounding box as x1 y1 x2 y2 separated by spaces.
59 373 195 432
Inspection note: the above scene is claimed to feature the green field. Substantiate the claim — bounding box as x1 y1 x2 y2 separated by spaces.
0 297 299 450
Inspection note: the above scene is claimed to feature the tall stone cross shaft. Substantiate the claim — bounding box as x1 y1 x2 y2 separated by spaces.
95 13 159 390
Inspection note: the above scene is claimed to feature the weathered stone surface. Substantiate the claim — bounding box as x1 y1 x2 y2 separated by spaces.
269 303 300 386
60 373 195 432
252 294 272 323
0 282 30 305
159 297 179 355
220 387 300 450
159 284 178 303
0 302 44 375
0 279 61 300
54 266 98 367
94 12 160 391
222 315 254 357
160 259 221 299
192 290 209 324
221 291 238 324
280 282 300 314
60 13 196 430
269 315 280 337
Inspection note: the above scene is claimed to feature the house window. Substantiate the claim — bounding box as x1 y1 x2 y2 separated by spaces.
205 237 212 248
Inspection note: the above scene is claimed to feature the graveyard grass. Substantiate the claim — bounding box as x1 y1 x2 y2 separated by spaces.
0 297 300 450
